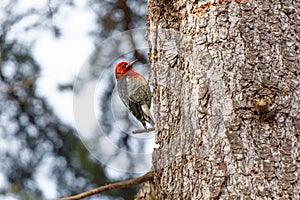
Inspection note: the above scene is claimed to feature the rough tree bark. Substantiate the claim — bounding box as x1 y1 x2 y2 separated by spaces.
136 0 300 199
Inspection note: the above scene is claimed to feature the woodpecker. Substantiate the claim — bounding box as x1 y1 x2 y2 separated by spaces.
115 59 154 130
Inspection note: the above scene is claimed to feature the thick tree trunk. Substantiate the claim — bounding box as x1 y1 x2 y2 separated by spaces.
137 0 300 199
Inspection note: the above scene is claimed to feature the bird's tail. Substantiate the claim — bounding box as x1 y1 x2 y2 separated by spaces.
141 104 155 127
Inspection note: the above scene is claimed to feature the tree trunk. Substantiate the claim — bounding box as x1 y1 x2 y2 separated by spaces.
137 0 300 199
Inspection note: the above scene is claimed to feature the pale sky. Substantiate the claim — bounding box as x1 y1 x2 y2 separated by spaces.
34 1 95 126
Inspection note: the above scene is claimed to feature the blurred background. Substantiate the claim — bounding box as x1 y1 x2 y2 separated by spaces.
0 0 152 199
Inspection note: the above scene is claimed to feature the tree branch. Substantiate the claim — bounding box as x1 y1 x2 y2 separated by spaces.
132 127 155 134
59 171 154 200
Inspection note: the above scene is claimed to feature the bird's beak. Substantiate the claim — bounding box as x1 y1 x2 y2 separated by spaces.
127 59 138 67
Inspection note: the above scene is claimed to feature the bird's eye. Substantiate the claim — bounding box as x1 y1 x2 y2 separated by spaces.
122 64 126 68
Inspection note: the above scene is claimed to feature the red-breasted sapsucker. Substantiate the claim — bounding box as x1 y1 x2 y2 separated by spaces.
115 59 154 130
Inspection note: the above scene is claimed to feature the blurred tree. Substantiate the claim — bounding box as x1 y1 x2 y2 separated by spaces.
0 0 148 199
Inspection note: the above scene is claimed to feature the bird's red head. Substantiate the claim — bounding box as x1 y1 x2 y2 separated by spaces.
115 59 138 80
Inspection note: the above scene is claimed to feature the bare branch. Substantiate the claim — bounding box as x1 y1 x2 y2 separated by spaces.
132 127 155 134
59 171 154 200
